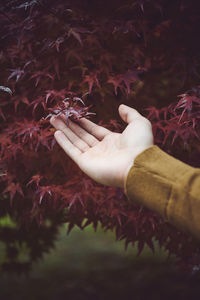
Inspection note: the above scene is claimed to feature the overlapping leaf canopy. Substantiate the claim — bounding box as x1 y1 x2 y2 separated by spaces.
0 0 200 272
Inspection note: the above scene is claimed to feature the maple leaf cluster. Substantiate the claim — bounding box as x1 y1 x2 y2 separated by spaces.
144 86 200 167
0 0 200 272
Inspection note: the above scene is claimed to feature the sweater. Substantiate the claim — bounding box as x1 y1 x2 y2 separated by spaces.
124 145 200 240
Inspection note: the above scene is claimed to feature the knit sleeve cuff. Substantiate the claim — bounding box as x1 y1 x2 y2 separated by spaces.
124 145 194 220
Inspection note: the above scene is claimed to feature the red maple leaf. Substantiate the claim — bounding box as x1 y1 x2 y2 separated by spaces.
27 174 43 188
0 86 12 95
45 89 66 104
0 132 13 157
107 74 123 96
49 36 65 52
30 71 54 87
12 96 29 112
122 70 140 94
83 72 101 93
29 96 46 115
144 106 160 120
35 185 53 204
8 68 25 82
107 70 140 95
174 94 200 122
3 182 24 205
34 128 53 152
68 28 83 46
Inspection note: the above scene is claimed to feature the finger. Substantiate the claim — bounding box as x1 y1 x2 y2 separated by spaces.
50 116 90 152
118 104 144 124
77 117 111 140
60 116 99 147
54 130 82 164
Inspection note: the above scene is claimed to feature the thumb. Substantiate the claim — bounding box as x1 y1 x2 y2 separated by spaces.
118 104 143 124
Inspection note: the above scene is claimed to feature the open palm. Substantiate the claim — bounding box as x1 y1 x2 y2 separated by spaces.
50 104 154 188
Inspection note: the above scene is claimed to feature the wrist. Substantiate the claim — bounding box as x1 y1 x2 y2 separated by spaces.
122 144 154 191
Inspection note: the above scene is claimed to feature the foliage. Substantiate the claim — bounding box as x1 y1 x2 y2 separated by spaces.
0 0 200 272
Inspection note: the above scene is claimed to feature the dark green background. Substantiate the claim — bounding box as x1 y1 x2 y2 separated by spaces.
1 221 200 300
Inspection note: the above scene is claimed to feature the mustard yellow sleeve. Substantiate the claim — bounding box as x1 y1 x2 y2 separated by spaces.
124 145 200 240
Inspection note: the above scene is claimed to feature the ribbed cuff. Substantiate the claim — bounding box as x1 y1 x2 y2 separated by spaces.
124 145 194 220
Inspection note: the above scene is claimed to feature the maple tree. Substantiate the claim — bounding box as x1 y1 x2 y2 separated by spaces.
0 0 200 272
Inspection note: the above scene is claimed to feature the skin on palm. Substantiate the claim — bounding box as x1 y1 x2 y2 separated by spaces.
74 133 136 188
50 104 154 189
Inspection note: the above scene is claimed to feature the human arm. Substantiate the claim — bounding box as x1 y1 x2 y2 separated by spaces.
124 144 200 240
50 103 200 240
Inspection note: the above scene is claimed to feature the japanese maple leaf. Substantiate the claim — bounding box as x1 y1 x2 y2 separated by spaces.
171 124 200 146
160 120 178 145
159 106 173 120
45 89 66 104
68 192 85 209
0 86 12 95
108 70 140 95
83 72 101 93
107 75 123 96
26 174 43 188
23 59 36 70
13 96 29 112
121 70 140 94
0 132 12 157
109 208 127 226
191 112 200 129
44 93 95 124
68 28 83 46
6 143 24 160
144 106 160 121
151 121 167 144
30 71 54 87
15 1 38 11
49 37 65 52
35 186 53 204
29 96 46 115
8 68 25 82
174 94 200 122
46 104 94 124
3 182 24 205
34 128 53 152
8 119 41 146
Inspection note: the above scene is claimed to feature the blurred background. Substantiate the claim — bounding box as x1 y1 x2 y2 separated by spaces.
1 219 200 300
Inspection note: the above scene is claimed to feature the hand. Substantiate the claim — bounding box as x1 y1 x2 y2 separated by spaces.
50 104 154 188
